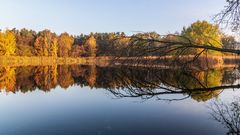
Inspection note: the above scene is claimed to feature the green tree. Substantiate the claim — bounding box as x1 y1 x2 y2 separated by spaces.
181 20 222 54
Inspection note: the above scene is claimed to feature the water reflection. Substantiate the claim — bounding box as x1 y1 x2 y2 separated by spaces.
0 65 240 102
209 98 240 135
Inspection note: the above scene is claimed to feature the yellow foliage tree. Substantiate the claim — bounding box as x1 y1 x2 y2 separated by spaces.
51 38 58 57
16 44 35 56
0 31 16 56
58 33 74 57
181 20 222 55
34 30 58 56
84 35 97 57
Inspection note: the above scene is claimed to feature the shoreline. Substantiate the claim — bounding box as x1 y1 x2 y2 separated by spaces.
0 55 239 69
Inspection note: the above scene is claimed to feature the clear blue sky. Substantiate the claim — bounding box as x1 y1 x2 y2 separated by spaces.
0 0 226 35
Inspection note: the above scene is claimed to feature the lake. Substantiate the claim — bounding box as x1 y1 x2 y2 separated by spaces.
0 65 239 135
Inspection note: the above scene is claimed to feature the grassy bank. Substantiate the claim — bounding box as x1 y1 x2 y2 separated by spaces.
0 55 238 69
0 56 96 66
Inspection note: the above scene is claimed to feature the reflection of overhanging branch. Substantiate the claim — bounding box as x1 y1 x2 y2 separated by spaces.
108 84 240 101
209 97 240 135
103 66 239 102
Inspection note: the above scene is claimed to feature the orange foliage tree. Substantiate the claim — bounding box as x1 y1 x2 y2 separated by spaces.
58 32 74 57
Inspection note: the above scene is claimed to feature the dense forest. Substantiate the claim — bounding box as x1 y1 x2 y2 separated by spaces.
0 20 238 58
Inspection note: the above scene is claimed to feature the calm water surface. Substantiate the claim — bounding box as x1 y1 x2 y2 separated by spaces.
0 65 239 135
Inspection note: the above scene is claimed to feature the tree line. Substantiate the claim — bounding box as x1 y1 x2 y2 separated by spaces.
0 20 238 58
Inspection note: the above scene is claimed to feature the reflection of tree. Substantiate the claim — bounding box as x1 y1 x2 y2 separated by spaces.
34 66 57 91
165 69 222 102
85 65 97 88
222 69 240 85
96 67 161 90
1 64 240 102
15 66 36 93
99 67 224 102
70 65 88 87
0 66 16 92
70 65 87 78
209 98 240 135
190 70 223 102
58 65 74 89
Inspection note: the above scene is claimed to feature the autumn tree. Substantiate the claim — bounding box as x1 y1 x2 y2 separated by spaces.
70 45 85 57
181 20 222 55
34 30 58 57
127 32 161 56
109 36 130 56
93 32 130 56
16 45 35 56
84 34 97 57
0 30 16 56
12 28 37 47
11 28 36 56
58 32 74 57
